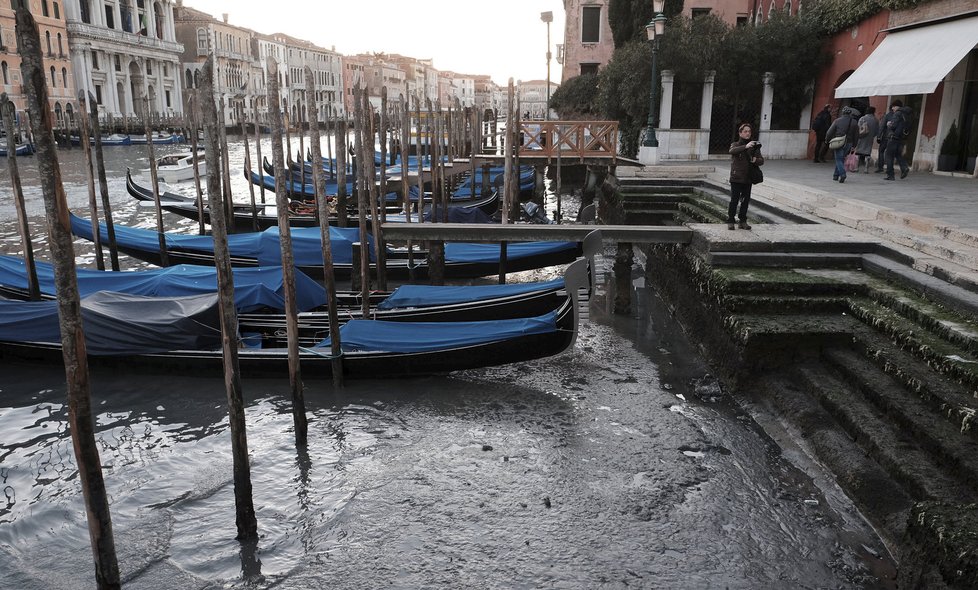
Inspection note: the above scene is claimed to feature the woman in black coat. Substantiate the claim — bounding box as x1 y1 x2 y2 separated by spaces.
727 123 764 230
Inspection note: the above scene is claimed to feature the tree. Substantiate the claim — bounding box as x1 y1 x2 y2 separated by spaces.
598 40 653 158
549 73 600 119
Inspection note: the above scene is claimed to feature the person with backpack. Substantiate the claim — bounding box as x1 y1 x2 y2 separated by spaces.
811 104 832 163
855 106 879 173
825 106 860 183
883 105 913 180
875 100 903 173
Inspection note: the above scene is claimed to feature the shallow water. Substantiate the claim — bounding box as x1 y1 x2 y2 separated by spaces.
0 142 897 588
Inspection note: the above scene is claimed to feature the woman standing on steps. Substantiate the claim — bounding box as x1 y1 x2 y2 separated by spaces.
727 123 764 230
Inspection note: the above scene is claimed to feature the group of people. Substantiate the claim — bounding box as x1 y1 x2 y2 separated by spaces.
811 100 914 182
723 99 914 232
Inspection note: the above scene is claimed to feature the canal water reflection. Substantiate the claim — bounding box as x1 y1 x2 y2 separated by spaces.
0 141 896 588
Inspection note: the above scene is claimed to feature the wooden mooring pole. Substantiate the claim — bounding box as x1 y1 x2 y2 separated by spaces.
267 59 308 444
242 100 259 232
88 94 120 270
372 90 388 290
16 9 120 587
200 58 258 540
354 85 371 315
76 91 105 270
1 93 40 300
254 105 266 204
140 93 169 266
305 67 344 388
188 92 206 235
336 118 348 227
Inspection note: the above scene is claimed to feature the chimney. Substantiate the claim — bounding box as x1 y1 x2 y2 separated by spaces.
222 13 229 23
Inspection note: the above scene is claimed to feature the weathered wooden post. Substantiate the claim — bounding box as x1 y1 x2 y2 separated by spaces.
139 89 169 266
200 58 258 540
372 90 388 290
425 98 445 285
188 91 206 235
336 118 348 227
254 102 266 204
305 67 343 388
555 123 563 223
326 105 334 177
398 97 415 280
353 85 371 316
75 91 105 270
217 97 234 232
267 59 308 445
2 94 40 300
242 98 259 232
88 94 120 270
16 9 120 587
499 80 516 283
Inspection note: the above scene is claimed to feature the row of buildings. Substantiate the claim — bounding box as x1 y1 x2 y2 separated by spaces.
0 0 558 132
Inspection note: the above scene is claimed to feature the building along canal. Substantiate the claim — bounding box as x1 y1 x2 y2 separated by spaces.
0 144 908 588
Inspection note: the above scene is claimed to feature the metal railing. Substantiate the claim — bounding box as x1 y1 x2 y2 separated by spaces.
517 120 618 161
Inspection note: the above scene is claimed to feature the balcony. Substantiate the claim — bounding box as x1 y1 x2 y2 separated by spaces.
66 22 183 54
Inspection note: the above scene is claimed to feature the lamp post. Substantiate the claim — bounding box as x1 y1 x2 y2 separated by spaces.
642 1 667 148
541 11 553 121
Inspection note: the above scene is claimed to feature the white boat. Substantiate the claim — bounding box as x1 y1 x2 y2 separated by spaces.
141 150 206 184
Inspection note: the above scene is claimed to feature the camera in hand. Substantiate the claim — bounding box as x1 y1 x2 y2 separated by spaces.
752 142 762 148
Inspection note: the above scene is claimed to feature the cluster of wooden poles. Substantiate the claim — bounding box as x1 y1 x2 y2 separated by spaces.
3 8 546 588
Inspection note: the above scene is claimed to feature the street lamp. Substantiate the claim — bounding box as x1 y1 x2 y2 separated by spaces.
642 0 667 148
541 11 553 121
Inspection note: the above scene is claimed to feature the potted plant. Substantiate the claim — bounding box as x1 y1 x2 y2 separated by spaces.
938 121 960 171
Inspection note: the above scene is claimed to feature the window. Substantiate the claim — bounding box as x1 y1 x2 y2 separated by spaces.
1 61 8 85
736 16 748 27
121 0 133 33
580 63 599 76
42 1 49 17
95 84 102 104
154 2 164 39
57 33 63 56
185 68 192 88
785 0 792 15
162 63 167 77
196 29 207 55
50 66 56 87
581 6 601 43
45 31 52 55
91 49 99 69
691 8 711 18
80 0 91 24
53 2 59 19
146 60 152 75
165 90 170 107
65 103 73 126
61 67 67 87
105 4 115 29
0 26 5 49
114 54 121 72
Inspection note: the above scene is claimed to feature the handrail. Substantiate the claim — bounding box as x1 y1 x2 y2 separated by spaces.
517 120 618 162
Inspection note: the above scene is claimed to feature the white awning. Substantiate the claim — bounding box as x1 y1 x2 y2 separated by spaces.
835 15 978 99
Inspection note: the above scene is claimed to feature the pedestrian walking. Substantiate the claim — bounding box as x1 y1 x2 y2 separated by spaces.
883 105 914 180
855 106 879 173
825 106 860 183
811 104 832 163
727 123 764 230
875 100 903 173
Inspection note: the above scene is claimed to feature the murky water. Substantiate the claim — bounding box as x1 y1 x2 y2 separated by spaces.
0 143 897 588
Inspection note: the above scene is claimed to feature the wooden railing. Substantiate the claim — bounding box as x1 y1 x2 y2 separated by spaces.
517 120 618 161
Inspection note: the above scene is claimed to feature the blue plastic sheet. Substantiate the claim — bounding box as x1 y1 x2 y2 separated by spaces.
377 278 564 310
319 310 557 353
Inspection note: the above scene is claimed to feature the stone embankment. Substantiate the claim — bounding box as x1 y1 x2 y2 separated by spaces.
615 166 978 589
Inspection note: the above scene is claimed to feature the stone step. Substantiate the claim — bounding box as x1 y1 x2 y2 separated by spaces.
862 254 978 315
796 361 977 503
708 251 863 268
753 370 912 545
822 346 978 492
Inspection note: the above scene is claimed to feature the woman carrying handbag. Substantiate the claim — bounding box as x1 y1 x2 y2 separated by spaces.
727 123 764 230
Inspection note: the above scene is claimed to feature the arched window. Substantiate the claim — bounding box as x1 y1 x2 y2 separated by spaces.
154 2 164 39
50 66 56 87
53 2 59 19
54 102 63 127
185 68 192 89
769 0 776 20
196 28 207 54
1 61 8 85
193 69 200 88
61 67 67 87
57 33 63 56
65 103 74 126
41 1 49 17
45 31 52 55
785 0 792 15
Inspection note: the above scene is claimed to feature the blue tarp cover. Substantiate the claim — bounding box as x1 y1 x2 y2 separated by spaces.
70 213 574 267
377 278 564 310
320 310 557 353
0 255 326 312
0 291 222 355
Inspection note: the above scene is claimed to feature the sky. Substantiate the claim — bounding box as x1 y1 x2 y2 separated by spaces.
183 0 566 86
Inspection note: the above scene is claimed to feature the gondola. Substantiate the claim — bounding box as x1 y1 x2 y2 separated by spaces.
0 142 35 157
69 133 132 146
69 212 583 280
126 170 499 231
0 259 585 378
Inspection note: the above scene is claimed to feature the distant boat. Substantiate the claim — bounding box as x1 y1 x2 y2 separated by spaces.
129 131 185 145
140 149 206 184
0 141 35 157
